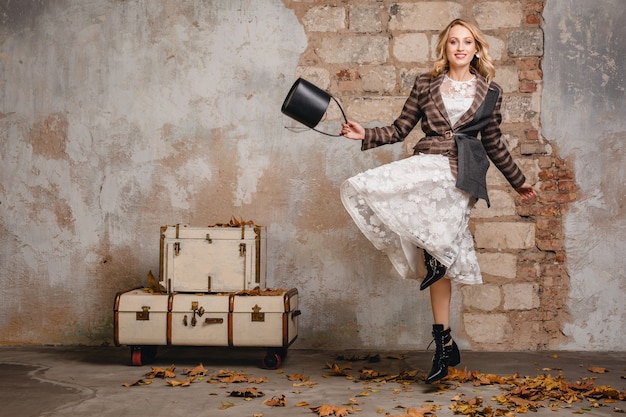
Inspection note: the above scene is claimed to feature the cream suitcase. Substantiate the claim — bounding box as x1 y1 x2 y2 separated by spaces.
114 288 300 368
231 288 299 348
160 224 266 293
113 288 169 364
169 293 230 346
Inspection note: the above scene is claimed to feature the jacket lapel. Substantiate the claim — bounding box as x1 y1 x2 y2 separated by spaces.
453 72 489 129
428 72 450 127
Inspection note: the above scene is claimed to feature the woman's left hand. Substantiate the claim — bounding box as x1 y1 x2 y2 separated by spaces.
515 183 537 202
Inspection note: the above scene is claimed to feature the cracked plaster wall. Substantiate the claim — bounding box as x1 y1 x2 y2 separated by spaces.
542 0 626 349
0 0 624 351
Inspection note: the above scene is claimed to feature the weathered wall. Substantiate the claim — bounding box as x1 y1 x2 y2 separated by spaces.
0 0 623 351
542 0 626 349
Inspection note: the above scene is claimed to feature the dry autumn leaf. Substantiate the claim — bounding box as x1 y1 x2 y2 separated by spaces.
230 387 264 398
183 363 208 377
325 362 351 376
145 365 176 379
288 373 310 381
166 376 195 387
121 379 152 387
219 401 235 410
293 381 318 388
388 405 435 417
311 404 354 417
218 370 249 383
587 366 609 374
264 394 286 407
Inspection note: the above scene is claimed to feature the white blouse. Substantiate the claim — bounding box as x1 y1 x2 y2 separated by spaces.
440 75 477 126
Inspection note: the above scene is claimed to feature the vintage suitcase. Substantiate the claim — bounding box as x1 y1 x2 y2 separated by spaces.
114 288 300 368
169 292 230 346
113 288 170 364
231 288 300 368
159 224 266 293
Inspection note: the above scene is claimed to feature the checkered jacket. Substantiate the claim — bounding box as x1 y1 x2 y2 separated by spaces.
362 71 526 189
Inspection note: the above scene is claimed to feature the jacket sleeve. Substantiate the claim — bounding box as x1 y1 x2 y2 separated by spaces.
481 85 526 189
361 76 424 151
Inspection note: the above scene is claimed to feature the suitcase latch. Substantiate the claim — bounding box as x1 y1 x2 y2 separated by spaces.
184 301 205 327
174 242 181 256
251 304 265 322
205 233 212 243
136 306 150 321
239 243 246 257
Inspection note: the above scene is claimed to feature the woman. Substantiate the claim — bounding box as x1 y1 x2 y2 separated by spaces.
340 19 537 384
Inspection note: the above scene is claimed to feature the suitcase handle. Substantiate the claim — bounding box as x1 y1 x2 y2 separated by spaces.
204 318 224 325
291 310 302 319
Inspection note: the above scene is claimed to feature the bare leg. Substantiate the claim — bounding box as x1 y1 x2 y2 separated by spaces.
429 277 451 329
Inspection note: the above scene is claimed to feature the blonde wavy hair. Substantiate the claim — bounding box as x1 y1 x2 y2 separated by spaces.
431 19 495 82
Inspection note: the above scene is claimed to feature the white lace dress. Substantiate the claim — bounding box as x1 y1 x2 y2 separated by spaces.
340 75 482 285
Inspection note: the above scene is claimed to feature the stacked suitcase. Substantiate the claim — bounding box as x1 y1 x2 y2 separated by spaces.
113 224 300 368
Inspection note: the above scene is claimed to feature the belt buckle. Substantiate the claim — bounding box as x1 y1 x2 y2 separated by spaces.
444 130 454 139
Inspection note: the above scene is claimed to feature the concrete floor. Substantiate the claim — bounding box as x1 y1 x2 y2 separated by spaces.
0 346 624 417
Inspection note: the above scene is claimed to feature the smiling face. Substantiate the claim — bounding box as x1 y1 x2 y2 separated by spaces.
445 24 478 71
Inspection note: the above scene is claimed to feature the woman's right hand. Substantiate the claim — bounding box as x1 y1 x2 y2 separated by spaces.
340 120 365 140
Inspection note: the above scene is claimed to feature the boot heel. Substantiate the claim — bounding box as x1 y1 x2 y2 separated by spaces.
447 341 461 367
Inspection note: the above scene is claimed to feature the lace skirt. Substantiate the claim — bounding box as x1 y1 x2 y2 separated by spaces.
340 154 482 285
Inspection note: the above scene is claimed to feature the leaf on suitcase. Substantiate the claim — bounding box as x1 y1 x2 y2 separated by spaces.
210 216 256 228
183 363 208 377
146 270 166 293
121 379 152 387
229 387 265 398
263 394 286 407
310 404 354 416
145 365 176 379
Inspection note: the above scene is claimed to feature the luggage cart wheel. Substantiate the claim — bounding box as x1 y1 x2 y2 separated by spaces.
130 346 157 366
262 348 287 369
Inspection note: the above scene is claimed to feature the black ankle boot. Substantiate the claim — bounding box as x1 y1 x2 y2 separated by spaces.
420 251 447 291
425 324 460 384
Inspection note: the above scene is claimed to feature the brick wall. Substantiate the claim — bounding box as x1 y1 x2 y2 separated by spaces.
283 0 575 350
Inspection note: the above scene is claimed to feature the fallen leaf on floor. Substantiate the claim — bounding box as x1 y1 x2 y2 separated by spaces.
121 379 152 387
386 354 406 360
218 370 249 383
219 401 235 410
145 365 176 379
264 394 286 407
325 362 351 376
310 404 354 416
166 377 195 387
183 363 207 377
587 366 608 374
296 401 310 407
388 405 436 417
230 387 264 398
288 373 310 381
293 381 318 388
360 369 387 380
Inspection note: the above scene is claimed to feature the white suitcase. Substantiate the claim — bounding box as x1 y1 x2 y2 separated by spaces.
159 224 266 293
169 293 230 346
231 288 299 349
113 288 169 364
114 288 300 368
